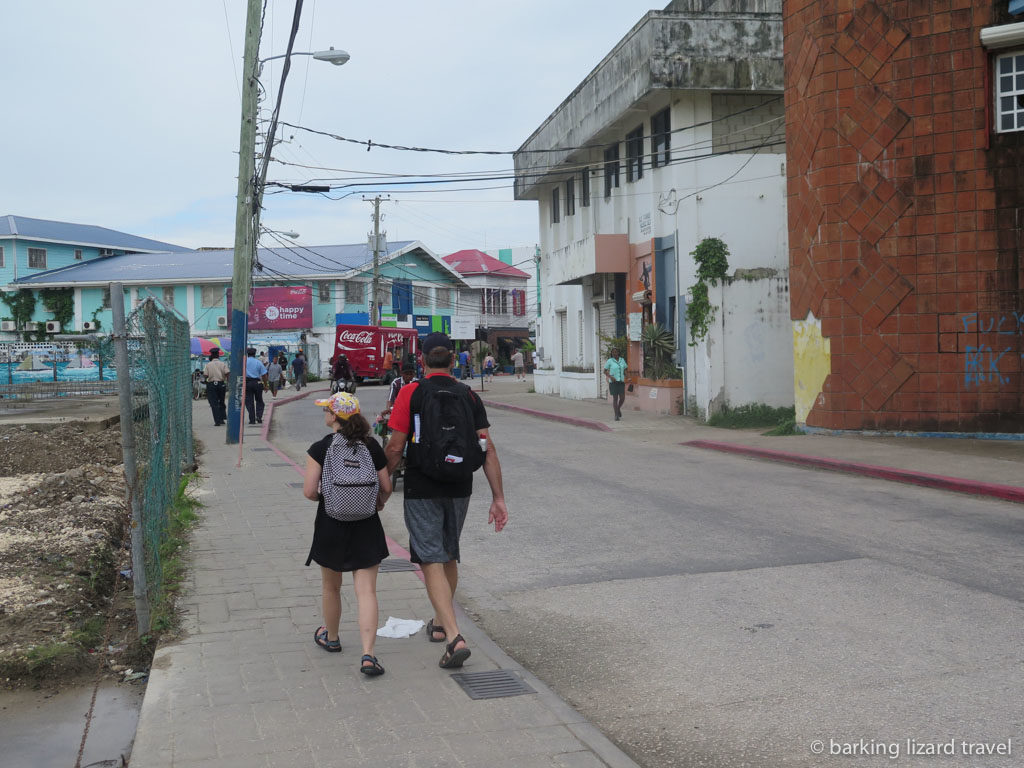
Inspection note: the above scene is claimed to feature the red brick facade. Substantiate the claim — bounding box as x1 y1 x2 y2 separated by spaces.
785 0 1024 432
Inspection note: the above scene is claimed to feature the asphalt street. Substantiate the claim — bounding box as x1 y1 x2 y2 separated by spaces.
271 383 1024 768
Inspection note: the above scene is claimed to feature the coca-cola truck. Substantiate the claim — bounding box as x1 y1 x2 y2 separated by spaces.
332 324 419 382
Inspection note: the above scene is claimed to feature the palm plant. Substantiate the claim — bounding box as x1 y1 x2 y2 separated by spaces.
641 322 677 380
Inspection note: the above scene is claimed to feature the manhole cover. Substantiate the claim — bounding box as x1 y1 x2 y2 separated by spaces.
449 670 535 700
378 558 418 573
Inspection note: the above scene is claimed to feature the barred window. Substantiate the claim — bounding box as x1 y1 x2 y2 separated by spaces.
551 186 560 224
413 286 432 306
200 285 223 308
603 144 620 198
74 249 83 260
566 178 575 217
346 280 365 304
996 52 1024 132
163 287 175 305
651 107 671 167
28 248 46 269
101 287 111 310
436 287 451 309
580 168 590 207
626 125 644 182
317 280 332 303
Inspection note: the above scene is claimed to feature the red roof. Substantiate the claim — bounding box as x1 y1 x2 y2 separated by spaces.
443 249 530 279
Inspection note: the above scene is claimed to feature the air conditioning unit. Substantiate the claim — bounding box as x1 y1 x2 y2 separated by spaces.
23 322 39 331
82 321 97 331
45 321 61 333
216 316 228 328
0 320 16 332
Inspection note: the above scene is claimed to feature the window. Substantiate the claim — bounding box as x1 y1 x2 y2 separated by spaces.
413 286 431 306
200 285 223 308
435 287 451 309
162 287 175 305
74 249 83 260
101 287 111 310
580 167 590 207
577 310 584 358
0 246 4 268
482 289 509 315
28 248 46 269
565 178 575 217
652 107 671 167
345 280 365 304
317 280 332 303
603 144 620 198
99 248 114 257
551 186 560 224
996 52 1024 132
626 125 644 182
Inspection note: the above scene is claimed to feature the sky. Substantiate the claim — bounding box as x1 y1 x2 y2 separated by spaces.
2 0 662 266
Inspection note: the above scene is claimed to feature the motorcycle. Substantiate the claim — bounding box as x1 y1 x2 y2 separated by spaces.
330 377 357 395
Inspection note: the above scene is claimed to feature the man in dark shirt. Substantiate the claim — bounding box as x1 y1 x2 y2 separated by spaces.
385 332 507 669
291 351 307 391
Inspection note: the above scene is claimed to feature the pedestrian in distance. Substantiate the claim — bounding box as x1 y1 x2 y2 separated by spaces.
385 332 508 670
303 391 391 676
244 347 269 424
458 348 470 380
511 348 525 381
483 352 495 383
277 354 289 389
266 355 284 397
604 347 627 421
291 351 307 391
203 348 229 425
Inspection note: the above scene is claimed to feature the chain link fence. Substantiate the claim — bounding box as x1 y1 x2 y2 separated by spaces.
117 296 194 632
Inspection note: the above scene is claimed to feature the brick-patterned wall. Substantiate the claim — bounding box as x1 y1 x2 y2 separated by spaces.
784 0 1024 432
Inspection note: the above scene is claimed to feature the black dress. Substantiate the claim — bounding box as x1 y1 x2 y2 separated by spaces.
305 434 390 571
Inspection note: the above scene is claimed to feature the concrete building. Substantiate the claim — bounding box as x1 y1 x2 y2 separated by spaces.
8 237 468 374
514 0 792 416
785 1 1024 433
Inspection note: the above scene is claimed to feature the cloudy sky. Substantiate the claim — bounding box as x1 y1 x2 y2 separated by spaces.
3 1 660 263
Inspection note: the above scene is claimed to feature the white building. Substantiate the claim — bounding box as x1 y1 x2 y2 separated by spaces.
514 0 793 416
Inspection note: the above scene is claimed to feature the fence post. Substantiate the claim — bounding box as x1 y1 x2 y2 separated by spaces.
111 282 151 635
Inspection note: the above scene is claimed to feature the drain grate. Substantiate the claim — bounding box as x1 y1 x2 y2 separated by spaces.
449 669 535 700
250 447 272 451
378 558 418 573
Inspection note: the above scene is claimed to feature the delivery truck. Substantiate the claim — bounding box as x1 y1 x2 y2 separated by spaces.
332 325 419 382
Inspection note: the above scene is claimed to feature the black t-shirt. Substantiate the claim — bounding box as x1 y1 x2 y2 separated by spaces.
308 434 387 472
399 376 489 499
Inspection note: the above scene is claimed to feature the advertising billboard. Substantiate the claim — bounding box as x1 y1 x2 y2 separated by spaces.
227 286 313 330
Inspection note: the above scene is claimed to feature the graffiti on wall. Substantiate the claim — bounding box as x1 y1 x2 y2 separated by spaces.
961 312 1024 387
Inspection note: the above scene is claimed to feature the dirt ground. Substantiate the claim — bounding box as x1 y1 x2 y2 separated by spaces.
0 422 146 687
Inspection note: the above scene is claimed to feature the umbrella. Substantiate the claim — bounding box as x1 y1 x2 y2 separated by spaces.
190 337 230 356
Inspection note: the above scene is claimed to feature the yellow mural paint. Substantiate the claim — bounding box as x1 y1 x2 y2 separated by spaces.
792 313 831 424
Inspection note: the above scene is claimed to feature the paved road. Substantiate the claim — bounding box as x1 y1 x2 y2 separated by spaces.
272 384 1024 768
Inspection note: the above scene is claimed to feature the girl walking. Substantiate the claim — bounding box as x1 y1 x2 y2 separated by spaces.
303 392 392 675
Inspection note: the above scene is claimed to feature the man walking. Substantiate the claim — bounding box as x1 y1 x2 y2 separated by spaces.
245 347 269 424
385 332 508 669
203 348 230 425
511 348 525 382
291 351 307 391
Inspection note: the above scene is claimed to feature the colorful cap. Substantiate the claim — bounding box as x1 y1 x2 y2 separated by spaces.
314 391 360 419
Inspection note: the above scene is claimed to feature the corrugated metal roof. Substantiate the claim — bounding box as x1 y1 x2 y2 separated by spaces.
12 241 417 285
0 215 182 251
443 249 530 278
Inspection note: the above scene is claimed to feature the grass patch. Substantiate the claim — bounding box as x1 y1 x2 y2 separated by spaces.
707 403 796 430
764 417 802 436
148 475 202 637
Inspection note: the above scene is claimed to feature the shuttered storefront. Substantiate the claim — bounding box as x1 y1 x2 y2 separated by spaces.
597 300 616 398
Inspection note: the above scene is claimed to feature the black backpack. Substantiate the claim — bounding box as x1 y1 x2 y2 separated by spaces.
410 376 485 483
320 435 379 522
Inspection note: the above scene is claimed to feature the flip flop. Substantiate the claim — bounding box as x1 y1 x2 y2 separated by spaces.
314 626 341 653
426 618 447 643
360 654 385 676
439 634 471 669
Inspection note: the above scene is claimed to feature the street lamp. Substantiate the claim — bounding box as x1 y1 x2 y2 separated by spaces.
226 0 349 446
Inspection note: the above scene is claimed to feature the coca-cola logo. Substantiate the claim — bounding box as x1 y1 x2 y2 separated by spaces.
339 330 374 344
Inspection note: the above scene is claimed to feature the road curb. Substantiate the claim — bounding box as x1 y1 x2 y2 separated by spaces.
683 439 1024 504
481 399 612 432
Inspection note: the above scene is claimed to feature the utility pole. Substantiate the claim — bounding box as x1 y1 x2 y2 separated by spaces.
226 0 262 445
367 195 388 326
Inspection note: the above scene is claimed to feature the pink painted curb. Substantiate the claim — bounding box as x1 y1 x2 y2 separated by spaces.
683 439 1024 504
481 399 612 432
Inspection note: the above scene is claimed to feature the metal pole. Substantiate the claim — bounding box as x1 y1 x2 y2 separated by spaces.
110 282 150 636
226 0 262 444
371 196 381 326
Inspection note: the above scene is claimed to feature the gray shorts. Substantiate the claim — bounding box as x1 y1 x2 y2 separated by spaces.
404 497 470 564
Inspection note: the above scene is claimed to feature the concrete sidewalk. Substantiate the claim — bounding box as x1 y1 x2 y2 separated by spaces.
129 389 639 768
475 375 1024 502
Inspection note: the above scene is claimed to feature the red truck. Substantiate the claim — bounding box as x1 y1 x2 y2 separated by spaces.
332 324 419 382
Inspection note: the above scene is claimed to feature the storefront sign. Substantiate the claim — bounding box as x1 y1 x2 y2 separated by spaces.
248 286 312 329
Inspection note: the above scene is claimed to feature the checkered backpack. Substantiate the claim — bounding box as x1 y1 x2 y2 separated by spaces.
320 434 379 522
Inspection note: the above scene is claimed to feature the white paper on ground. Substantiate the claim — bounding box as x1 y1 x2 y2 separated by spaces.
376 616 425 638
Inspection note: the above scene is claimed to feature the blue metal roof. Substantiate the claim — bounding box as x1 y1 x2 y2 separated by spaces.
12 241 418 286
0 215 183 251
1012 0 1024 15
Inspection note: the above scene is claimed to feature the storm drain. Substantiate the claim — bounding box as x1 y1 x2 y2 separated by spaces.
378 558 419 573
450 670 536 700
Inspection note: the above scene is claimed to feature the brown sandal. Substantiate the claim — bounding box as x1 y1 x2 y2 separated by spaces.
426 618 447 643
439 634 470 669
